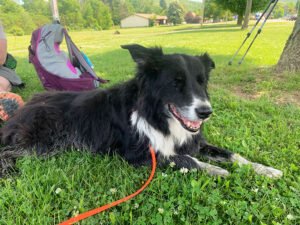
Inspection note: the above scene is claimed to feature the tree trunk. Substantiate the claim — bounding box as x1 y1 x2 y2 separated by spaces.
237 13 243 26
242 0 252 30
276 11 300 72
201 0 206 26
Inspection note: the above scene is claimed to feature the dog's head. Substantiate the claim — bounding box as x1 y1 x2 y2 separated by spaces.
122 44 215 135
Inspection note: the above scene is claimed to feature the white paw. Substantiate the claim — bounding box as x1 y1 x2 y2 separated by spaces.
188 155 230 177
252 163 283 179
206 165 229 177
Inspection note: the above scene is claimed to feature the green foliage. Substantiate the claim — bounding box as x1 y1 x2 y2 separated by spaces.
215 0 270 17
22 0 51 27
82 0 112 30
7 26 24 36
167 1 185 25
285 1 298 15
129 0 161 14
205 0 232 22
167 0 201 13
109 0 134 25
58 0 84 30
23 0 50 17
0 0 35 35
160 0 168 10
273 3 285 19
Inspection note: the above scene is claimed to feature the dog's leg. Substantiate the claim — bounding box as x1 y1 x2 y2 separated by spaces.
158 154 229 177
200 144 283 178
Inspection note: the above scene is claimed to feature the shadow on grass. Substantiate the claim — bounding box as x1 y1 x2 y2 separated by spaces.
161 28 241 36
173 23 239 32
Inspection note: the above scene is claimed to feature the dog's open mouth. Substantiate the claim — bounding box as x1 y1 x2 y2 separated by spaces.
168 104 202 132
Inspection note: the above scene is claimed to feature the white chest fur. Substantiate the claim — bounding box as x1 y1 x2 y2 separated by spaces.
130 111 195 157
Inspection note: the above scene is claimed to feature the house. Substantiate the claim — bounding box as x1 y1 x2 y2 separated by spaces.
121 13 168 28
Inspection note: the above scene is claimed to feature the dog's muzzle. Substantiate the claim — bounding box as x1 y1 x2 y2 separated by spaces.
168 104 204 133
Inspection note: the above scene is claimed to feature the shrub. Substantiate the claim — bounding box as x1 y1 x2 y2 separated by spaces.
8 26 24 36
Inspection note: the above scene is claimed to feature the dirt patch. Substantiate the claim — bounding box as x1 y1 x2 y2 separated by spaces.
212 84 300 107
234 87 300 107
275 91 300 106
232 86 264 100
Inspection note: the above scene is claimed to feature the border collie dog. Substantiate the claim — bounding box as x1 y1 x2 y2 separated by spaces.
0 44 282 178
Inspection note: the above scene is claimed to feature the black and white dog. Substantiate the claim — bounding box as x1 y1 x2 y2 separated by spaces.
0 44 282 178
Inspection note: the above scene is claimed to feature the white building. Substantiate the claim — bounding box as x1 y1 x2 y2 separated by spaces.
121 13 168 28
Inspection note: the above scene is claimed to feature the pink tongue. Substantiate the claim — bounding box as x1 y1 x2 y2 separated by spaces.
182 118 202 128
171 104 202 129
191 120 202 127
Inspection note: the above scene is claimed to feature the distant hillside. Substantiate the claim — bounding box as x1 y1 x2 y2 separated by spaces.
175 0 202 11
154 0 202 12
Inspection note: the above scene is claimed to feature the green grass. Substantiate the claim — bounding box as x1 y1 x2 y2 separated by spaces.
1 21 300 224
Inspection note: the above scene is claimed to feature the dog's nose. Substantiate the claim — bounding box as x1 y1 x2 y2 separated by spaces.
195 106 213 119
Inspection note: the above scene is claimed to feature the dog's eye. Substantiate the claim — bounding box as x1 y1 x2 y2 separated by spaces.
173 76 185 90
196 75 204 84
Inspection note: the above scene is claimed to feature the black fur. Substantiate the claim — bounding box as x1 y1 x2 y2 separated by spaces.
0 44 235 176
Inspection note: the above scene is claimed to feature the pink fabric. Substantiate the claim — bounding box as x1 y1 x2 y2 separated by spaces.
67 60 77 74
54 43 61 54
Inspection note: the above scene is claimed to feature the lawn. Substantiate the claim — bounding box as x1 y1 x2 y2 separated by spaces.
1 21 300 224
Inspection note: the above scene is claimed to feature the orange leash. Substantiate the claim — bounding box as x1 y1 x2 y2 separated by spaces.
59 145 157 225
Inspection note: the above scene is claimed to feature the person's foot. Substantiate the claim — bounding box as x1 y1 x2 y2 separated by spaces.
0 92 24 121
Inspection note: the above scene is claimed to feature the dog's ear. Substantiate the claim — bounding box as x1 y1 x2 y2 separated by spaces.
198 53 215 72
121 44 163 65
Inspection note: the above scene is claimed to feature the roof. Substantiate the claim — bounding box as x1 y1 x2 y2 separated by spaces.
135 13 167 20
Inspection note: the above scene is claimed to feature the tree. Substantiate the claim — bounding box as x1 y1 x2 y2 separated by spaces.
184 11 200 24
58 0 84 29
167 1 185 25
81 0 112 30
109 0 134 25
160 0 167 10
273 3 285 19
215 0 269 26
242 0 252 29
23 0 51 27
23 0 50 16
285 2 297 16
276 8 300 72
129 0 161 14
205 0 231 23
0 0 35 35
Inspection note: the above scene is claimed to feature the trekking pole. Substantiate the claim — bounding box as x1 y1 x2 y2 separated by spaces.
228 0 276 65
238 0 279 65
50 0 60 23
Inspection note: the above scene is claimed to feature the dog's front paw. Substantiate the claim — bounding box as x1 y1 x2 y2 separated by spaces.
205 164 230 177
251 163 283 179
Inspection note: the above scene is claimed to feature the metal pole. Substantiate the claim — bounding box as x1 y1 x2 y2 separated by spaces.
50 0 60 23
228 0 276 65
238 0 279 65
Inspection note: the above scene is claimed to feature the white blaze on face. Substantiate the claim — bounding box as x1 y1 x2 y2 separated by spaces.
179 96 212 121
